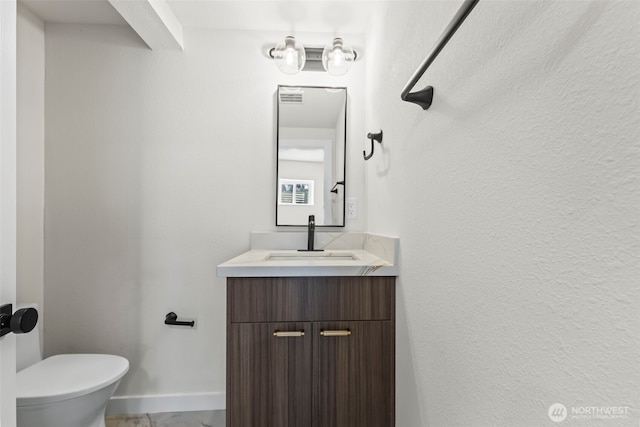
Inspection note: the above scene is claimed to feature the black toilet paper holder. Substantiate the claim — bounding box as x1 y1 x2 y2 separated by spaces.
164 312 195 327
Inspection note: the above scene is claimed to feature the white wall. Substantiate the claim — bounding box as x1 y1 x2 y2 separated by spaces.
278 159 325 224
365 1 639 425
334 100 346 224
0 1 18 424
44 24 365 398
279 126 336 225
16 3 45 333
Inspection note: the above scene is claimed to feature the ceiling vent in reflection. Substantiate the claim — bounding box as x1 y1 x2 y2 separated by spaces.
279 92 303 104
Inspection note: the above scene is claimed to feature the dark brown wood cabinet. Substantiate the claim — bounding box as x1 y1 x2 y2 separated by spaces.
227 276 395 427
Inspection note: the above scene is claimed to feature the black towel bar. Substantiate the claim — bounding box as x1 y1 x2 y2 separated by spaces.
401 0 479 110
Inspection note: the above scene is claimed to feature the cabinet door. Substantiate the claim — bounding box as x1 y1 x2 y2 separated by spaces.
312 321 395 427
228 322 312 427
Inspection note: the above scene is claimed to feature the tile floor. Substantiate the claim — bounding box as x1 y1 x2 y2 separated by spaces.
105 410 225 427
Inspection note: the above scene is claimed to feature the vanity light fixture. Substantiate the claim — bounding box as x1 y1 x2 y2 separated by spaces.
272 36 306 74
322 38 355 76
269 37 357 75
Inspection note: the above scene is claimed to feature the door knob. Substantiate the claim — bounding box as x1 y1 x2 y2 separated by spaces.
0 304 38 337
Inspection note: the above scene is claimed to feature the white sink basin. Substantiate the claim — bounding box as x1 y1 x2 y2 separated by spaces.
266 251 358 261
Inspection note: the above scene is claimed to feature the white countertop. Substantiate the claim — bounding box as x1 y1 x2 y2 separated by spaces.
216 232 399 277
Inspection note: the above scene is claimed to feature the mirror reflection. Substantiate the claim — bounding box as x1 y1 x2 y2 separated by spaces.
276 86 346 226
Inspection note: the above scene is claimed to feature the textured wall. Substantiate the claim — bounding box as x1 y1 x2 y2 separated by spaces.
44 25 365 397
364 1 639 425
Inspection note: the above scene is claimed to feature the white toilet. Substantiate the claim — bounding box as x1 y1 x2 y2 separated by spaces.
15 307 129 427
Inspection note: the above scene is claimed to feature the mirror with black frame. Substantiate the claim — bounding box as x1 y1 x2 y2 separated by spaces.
276 86 346 227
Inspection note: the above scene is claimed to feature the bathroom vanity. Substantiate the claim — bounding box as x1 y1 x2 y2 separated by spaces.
218 232 399 427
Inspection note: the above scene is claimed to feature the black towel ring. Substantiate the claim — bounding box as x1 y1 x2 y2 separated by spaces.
363 131 383 161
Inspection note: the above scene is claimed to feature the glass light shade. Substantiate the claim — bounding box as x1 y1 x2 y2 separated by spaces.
322 38 355 76
273 36 306 75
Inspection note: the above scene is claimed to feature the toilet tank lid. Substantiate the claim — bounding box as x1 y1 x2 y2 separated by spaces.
17 354 129 406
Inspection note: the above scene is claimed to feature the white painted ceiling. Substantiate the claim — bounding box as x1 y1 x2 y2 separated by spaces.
20 0 127 25
20 0 376 35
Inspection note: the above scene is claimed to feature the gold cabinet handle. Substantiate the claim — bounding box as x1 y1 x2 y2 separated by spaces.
273 330 305 337
320 330 351 337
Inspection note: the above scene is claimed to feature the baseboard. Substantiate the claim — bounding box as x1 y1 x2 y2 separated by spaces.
106 392 225 415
